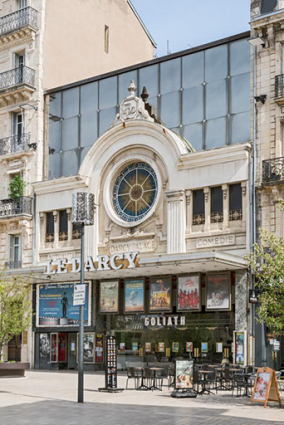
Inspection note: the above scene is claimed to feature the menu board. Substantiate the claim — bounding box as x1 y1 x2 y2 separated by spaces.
175 359 193 390
105 336 117 389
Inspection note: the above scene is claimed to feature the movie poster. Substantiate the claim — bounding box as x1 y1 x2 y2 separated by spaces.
83 333 95 363
177 275 200 311
37 283 90 327
186 342 193 352
100 281 119 313
149 277 171 312
206 274 231 310
234 331 246 365
253 372 271 400
124 279 144 313
172 342 179 353
145 342 151 353
158 342 165 353
175 360 193 390
201 342 208 353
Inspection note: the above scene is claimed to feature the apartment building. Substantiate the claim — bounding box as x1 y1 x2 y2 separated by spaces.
0 0 155 362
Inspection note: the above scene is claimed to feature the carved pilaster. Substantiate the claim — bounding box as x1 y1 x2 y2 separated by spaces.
53 211 58 248
67 208 72 242
222 184 229 230
235 270 248 332
203 187 210 232
185 189 192 234
166 190 186 254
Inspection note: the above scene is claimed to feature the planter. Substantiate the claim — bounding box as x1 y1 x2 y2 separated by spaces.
0 362 29 377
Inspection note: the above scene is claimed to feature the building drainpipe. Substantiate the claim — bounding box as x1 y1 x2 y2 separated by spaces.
251 43 266 367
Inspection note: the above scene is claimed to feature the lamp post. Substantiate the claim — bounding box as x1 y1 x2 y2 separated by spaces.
72 192 95 403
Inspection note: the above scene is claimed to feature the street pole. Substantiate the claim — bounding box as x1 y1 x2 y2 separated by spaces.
78 222 85 403
72 192 95 404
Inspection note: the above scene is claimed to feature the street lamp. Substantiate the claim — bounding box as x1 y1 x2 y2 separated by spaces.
72 192 95 403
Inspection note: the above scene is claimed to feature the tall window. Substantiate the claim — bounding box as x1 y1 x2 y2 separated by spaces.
193 190 205 225
9 235 21 268
104 25 109 53
261 0 277 14
229 184 242 221
14 53 25 84
12 112 24 147
18 0 27 9
45 212 54 243
59 210 68 241
72 223 82 240
211 186 223 223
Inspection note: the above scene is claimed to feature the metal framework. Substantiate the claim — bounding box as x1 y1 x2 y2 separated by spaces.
211 212 224 223
0 197 32 217
192 214 205 225
0 7 38 37
229 209 242 221
5 260 22 269
0 133 30 156
262 157 284 184
0 66 35 90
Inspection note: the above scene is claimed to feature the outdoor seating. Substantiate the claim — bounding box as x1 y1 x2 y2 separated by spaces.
232 374 247 397
126 367 140 389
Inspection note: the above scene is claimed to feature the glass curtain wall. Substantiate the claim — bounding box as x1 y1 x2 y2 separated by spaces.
48 37 250 179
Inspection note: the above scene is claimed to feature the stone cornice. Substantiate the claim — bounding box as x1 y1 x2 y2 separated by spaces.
177 142 251 171
32 175 89 195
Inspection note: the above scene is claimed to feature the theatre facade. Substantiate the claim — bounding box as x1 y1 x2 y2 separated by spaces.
30 78 252 371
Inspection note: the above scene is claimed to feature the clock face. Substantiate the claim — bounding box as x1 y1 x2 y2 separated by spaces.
113 162 158 222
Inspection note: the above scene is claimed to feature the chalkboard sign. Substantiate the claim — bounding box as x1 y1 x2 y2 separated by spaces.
251 367 281 408
105 335 117 389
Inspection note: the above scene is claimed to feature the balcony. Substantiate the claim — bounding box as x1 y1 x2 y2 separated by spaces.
5 260 22 269
0 7 38 42
0 66 36 106
0 133 31 156
263 157 284 185
0 197 32 219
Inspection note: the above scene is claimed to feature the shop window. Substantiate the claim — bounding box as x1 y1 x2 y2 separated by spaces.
104 25 109 53
45 212 54 243
211 186 223 223
59 210 68 241
8 234 21 268
229 184 242 221
193 189 205 225
72 222 82 240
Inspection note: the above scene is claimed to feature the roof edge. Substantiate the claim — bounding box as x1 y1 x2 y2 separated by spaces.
45 31 250 95
127 0 157 48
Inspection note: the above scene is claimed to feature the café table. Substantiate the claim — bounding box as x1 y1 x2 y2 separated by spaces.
134 367 149 391
199 370 216 395
149 367 163 391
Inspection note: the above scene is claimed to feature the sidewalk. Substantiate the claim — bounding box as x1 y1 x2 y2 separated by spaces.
0 371 283 425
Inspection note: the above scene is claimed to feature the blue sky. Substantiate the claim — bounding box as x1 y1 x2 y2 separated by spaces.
131 0 250 57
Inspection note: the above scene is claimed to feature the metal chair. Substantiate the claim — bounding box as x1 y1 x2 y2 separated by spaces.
232 374 246 397
126 367 139 389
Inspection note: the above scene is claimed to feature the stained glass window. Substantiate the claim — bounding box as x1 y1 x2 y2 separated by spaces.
113 163 158 222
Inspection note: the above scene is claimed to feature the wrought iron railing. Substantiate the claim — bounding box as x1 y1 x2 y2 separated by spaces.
229 209 242 221
45 233 54 243
275 74 284 99
262 157 284 184
0 133 30 155
0 7 38 37
0 197 32 217
192 214 205 225
5 260 22 269
211 211 223 223
0 66 35 90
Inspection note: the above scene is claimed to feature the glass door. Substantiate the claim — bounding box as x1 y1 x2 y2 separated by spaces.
68 333 77 369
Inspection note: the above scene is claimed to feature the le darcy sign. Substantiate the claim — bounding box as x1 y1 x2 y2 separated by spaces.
45 252 139 274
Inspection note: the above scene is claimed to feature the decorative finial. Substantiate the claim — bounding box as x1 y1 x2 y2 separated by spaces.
128 80 137 96
141 86 149 103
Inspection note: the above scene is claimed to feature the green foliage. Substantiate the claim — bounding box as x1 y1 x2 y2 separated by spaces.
8 175 26 199
246 215 284 334
0 273 32 360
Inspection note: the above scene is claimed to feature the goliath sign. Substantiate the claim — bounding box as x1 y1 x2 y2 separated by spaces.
45 252 139 274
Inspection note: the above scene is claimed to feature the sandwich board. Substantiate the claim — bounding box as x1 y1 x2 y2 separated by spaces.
251 367 281 408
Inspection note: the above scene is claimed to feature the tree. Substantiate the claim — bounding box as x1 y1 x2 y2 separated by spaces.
247 227 284 335
8 175 26 199
0 273 32 361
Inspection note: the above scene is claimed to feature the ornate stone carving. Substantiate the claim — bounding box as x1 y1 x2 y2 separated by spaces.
112 80 154 126
223 189 227 200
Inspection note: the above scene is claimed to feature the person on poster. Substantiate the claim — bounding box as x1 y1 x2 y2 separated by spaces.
61 292 68 318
